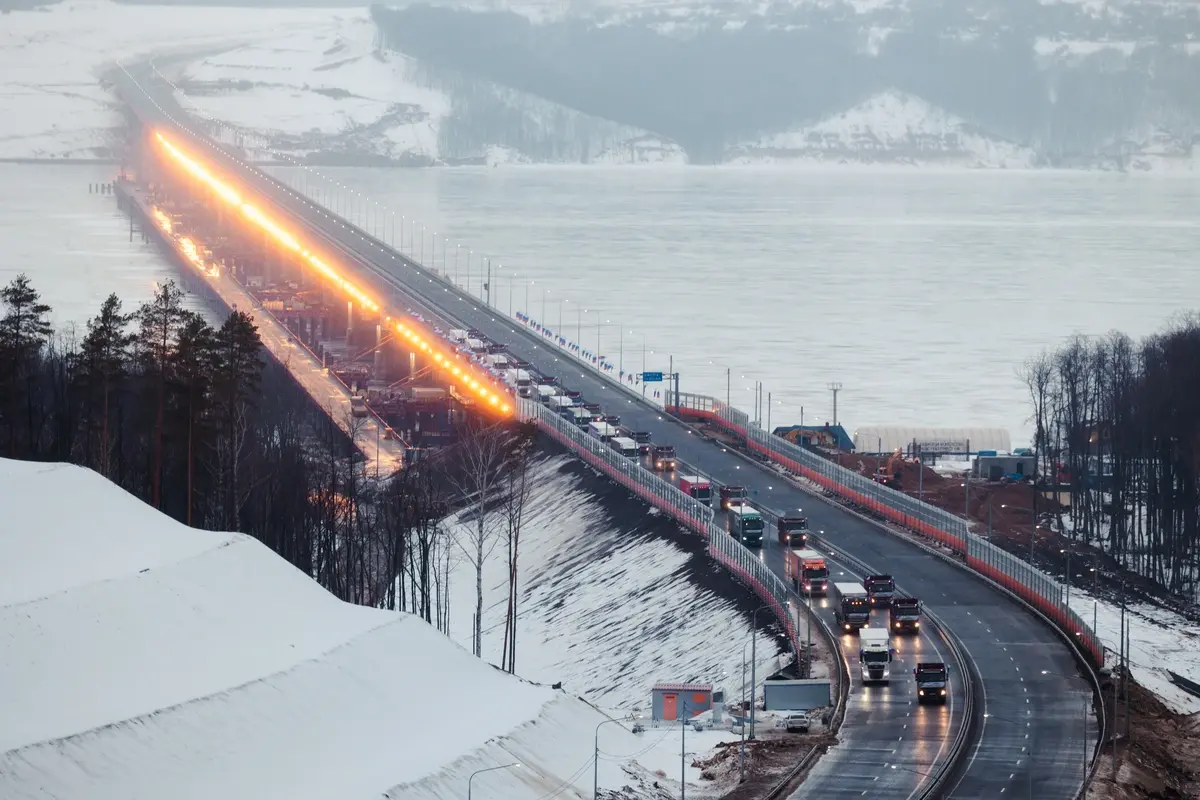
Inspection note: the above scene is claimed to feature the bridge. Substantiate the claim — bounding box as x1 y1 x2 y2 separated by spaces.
112 60 1104 800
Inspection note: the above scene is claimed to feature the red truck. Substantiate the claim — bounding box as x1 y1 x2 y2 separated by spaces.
678 475 712 507
719 485 747 510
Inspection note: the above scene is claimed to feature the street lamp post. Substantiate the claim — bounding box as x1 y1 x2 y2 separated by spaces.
749 604 770 740
467 763 521 800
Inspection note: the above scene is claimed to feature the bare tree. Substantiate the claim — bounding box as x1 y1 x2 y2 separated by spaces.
446 419 509 657
500 423 536 673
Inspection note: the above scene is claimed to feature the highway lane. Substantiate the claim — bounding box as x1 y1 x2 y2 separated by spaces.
677 469 964 800
120 69 1095 798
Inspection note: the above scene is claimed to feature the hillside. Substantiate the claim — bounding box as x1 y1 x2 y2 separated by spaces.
371 0 1200 168
0 457 726 799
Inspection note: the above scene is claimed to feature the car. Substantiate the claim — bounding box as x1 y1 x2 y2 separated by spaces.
784 714 810 734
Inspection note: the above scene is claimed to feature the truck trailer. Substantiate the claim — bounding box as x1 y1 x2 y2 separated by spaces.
678 475 712 507
787 549 829 596
832 581 871 633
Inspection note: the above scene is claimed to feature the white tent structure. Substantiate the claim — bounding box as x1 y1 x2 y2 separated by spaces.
852 426 1011 455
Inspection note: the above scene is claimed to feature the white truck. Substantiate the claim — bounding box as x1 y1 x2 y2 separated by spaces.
549 395 574 411
588 421 619 442
448 329 468 343
568 407 592 427
537 384 559 403
858 627 893 684
610 436 638 459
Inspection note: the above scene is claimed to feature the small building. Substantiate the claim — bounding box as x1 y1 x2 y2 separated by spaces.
973 453 1036 481
651 683 713 721
772 423 854 451
763 679 832 712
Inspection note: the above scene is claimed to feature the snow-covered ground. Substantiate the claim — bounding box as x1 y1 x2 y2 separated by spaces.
0 457 739 799
1069 589 1200 716
442 454 788 716
163 11 688 166
0 1 335 160
728 92 1039 169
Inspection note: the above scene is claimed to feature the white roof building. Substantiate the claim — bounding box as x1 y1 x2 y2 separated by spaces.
852 426 1011 455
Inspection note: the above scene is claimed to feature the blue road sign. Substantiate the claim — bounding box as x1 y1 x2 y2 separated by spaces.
642 371 664 382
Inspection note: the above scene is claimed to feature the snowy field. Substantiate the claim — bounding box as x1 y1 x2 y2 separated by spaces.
442 454 788 715
0 1 336 160
0 457 740 800
1069 590 1200 716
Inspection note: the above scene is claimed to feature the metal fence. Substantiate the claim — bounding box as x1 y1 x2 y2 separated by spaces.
665 392 1105 667
517 398 800 664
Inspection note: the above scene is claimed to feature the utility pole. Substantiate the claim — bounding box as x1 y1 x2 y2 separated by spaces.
828 382 843 427
727 368 731 411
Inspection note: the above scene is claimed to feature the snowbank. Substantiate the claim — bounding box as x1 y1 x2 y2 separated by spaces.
443 455 786 714
0 457 725 799
0 0 333 160
1068 589 1200 716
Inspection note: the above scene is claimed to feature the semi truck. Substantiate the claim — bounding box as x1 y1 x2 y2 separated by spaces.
587 421 619 442
651 445 677 471
832 581 871 633
787 549 829 596
350 395 368 418
859 627 894 684
889 597 921 633
863 574 896 607
777 516 809 548
914 662 949 704
719 485 747 510
678 475 712 507
610 436 639 459
728 505 765 548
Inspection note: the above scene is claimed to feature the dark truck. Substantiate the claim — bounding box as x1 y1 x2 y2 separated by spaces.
832 582 871 633
889 597 921 634
651 445 677 471
863 574 896 607
915 662 949 704
719 485 747 510
777 516 809 548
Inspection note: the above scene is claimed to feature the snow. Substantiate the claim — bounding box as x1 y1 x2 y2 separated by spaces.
0 1 333 160
171 15 451 164
0 457 734 799
1068 589 1200 716
728 91 1038 168
442 455 788 714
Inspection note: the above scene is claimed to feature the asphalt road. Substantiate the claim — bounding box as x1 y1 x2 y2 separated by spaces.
119 67 1096 799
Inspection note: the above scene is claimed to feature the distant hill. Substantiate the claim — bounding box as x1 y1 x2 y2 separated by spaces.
371 0 1200 168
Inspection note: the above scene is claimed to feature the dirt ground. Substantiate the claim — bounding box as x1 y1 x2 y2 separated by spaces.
1088 679 1200 799
703 729 836 799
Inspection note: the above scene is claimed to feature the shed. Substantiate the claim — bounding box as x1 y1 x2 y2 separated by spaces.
651 683 713 721
852 426 1011 456
973 454 1036 481
763 679 832 712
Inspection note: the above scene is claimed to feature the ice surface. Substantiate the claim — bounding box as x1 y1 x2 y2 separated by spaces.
0 457 734 799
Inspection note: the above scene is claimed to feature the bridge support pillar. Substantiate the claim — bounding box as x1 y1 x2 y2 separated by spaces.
346 300 354 343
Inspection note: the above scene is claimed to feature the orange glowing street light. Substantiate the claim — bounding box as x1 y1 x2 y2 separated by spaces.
151 130 513 416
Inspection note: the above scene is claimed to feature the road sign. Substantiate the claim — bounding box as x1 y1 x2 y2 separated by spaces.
642 371 664 382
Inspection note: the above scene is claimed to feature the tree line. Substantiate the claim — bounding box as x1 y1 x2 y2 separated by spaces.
0 274 538 671
1021 314 1200 603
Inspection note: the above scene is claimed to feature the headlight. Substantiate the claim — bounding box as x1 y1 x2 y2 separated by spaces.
918 689 925 696
844 624 850 631
915 622 920 628
895 622 900 629
940 689 946 696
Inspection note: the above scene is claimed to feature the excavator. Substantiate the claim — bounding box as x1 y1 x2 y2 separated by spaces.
872 448 905 489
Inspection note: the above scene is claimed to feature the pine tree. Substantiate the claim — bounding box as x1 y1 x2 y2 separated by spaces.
212 310 263 530
80 294 135 478
0 274 53 456
170 312 217 527
135 280 188 508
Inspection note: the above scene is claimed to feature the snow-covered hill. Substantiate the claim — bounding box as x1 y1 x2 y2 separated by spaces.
443 454 788 715
0 457 730 799
728 91 1038 168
